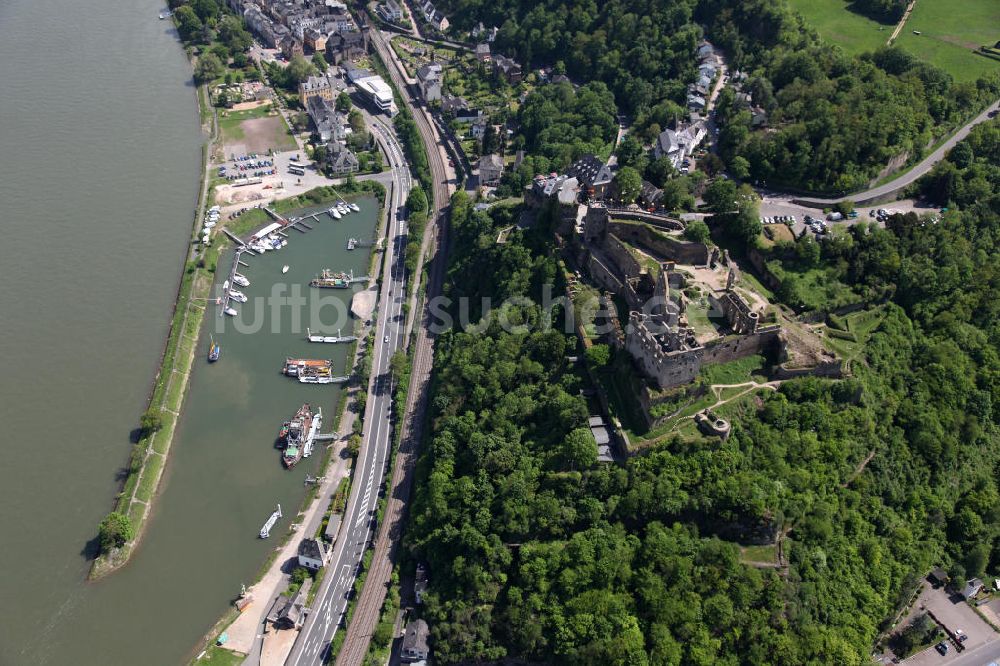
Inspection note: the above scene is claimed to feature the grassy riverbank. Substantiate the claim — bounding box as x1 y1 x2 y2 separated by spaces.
89 85 221 580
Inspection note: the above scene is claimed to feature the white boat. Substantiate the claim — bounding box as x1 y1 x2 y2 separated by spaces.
338 204 349 215
233 273 250 287
302 407 321 458
259 504 282 539
329 207 342 220
229 289 247 303
224 306 238 317
349 202 360 212
282 265 289 274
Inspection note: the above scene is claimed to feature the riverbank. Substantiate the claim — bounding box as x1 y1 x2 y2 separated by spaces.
89 84 221 580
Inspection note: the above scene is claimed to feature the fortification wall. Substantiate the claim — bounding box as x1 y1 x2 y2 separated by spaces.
774 359 844 380
588 254 623 293
604 233 643 280
702 327 782 366
609 222 709 265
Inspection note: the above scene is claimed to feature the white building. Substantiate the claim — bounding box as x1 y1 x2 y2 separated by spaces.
297 538 328 571
348 69 396 115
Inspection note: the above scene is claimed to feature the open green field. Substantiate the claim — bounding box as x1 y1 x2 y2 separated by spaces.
790 0 1000 81
787 0 890 55
893 0 1000 81
218 104 296 153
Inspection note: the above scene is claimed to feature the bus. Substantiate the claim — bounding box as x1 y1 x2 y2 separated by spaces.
288 166 305 176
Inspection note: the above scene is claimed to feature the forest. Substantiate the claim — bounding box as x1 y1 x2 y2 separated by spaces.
403 123 1000 663
437 0 999 192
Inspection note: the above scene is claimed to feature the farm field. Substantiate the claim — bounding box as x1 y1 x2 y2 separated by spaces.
786 0 889 55
892 0 1000 81
790 0 1000 81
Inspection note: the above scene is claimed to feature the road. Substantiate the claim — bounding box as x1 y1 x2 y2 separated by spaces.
284 115 413 666
332 22 454 666
782 98 1000 207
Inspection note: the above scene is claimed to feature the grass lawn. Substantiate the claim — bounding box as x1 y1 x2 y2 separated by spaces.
893 0 1000 81
699 354 766 386
218 105 295 153
196 645 245 666
135 453 165 503
787 0 890 55
739 543 778 564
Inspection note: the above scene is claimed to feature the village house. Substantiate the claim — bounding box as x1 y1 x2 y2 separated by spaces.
653 123 707 168
567 154 614 200
416 62 443 102
493 54 522 84
414 563 429 604
325 30 367 65
297 537 328 570
471 117 489 140
478 153 504 186
266 580 311 630
325 141 360 175
474 42 491 63
376 0 403 23
306 96 347 142
401 619 430 662
280 34 304 60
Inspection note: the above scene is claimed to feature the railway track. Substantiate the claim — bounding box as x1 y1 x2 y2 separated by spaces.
333 24 452 666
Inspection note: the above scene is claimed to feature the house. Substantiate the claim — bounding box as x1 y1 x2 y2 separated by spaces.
323 513 342 542
297 537 328 570
493 55 522 84
552 73 571 85
474 43 491 63
440 94 469 115
266 580 311 630
376 0 403 23
280 34 304 60
303 27 329 54
401 619 430 662
325 30 367 65
640 180 663 208
416 63 443 102
454 107 484 124
414 563 429 604
478 153 504 186
567 154 613 199
686 93 706 111
962 578 984 599
428 10 448 31
653 123 707 168
299 70 345 105
325 141 360 174
306 96 347 142
471 118 489 140
928 567 949 588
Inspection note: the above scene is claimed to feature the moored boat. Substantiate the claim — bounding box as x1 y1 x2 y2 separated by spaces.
279 403 314 468
233 273 250 287
309 268 350 289
224 306 238 317
349 202 360 212
228 289 248 303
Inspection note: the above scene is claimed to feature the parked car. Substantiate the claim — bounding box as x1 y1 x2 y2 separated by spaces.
848 211 859 219
935 642 948 655
827 212 843 222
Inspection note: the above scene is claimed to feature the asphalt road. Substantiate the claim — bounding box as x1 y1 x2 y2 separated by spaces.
331 22 454 666
284 116 412 666
781 99 1000 206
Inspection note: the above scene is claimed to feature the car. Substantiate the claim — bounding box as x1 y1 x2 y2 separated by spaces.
955 629 967 642
384 335 390 343
935 642 948 655
848 211 859 219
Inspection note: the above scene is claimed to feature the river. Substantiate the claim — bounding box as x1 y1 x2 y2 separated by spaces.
0 0 373 663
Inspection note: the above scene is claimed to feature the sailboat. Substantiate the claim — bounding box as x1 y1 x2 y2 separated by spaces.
282 265 289 274
208 335 220 362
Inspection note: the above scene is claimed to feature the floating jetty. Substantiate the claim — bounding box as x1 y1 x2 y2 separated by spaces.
309 269 370 288
259 504 282 539
306 328 358 344
346 238 374 250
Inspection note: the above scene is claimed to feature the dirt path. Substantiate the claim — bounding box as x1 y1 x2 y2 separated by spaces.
707 380 783 408
842 448 877 488
888 0 917 45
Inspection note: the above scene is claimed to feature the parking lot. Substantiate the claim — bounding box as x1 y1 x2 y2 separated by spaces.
757 198 936 238
900 584 999 665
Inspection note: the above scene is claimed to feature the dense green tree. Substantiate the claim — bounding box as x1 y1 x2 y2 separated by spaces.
195 53 225 83
613 166 642 204
173 5 203 42
98 512 134 553
683 219 710 243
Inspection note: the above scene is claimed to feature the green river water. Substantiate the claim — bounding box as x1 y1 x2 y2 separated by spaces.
0 0 377 662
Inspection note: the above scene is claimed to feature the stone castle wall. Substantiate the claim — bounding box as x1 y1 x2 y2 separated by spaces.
609 221 709 265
